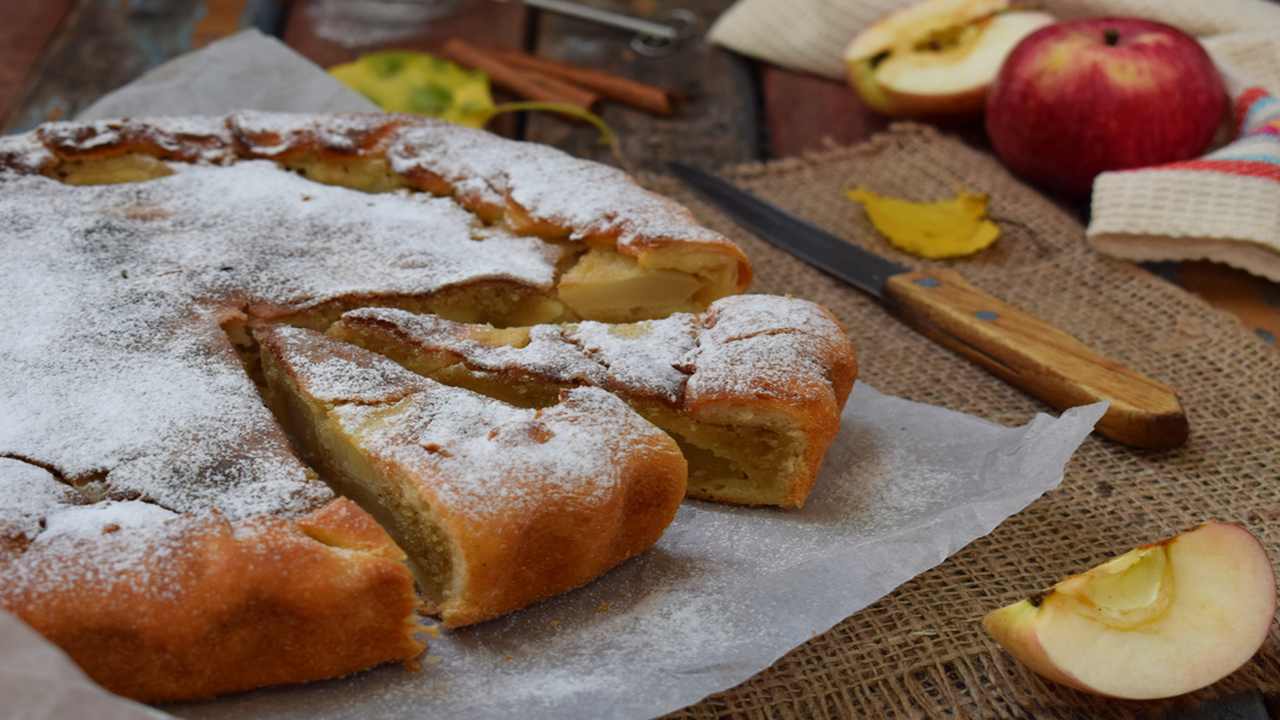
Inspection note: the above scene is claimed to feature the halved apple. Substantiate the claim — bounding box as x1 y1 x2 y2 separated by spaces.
983 522 1276 700
844 0 1053 116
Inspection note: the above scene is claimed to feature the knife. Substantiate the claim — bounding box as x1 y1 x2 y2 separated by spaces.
669 162 1188 450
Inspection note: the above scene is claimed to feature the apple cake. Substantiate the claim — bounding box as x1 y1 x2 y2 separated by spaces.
258 325 685 627
0 112 750 701
329 295 856 508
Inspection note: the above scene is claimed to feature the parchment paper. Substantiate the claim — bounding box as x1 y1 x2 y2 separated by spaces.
171 384 1103 720
1 31 1105 719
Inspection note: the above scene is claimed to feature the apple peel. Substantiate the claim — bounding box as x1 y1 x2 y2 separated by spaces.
983 522 1277 700
847 187 999 259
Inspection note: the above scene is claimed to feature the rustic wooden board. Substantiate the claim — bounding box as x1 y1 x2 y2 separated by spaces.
0 0 75 130
194 0 255 48
760 66 884 157
283 0 526 69
522 0 760 172
1168 261 1280 347
283 0 528 137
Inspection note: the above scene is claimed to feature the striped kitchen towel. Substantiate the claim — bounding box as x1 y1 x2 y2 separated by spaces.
1088 30 1280 282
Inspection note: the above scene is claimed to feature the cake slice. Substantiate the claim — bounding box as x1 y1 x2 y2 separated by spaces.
257 325 686 627
328 295 857 508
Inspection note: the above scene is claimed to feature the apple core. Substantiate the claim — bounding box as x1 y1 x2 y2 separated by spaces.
1065 546 1173 629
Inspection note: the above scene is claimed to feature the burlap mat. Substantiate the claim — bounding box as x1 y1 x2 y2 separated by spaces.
646 124 1280 719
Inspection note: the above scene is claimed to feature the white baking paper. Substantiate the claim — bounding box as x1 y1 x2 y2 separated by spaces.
77 29 378 120
166 383 1102 720
0 611 166 720
0 30 1105 719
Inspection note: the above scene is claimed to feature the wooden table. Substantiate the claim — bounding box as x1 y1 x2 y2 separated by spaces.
4 0 1278 346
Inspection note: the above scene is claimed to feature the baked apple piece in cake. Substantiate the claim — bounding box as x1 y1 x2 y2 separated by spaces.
258 325 687 627
329 295 857 508
227 112 752 322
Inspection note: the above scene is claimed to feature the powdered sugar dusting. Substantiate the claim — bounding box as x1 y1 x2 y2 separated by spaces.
1 512 210 606
566 317 697 402
269 323 430 405
38 501 178 542
0 159 569 524
685 331 827 402
38 116 234 163
342 294 847 407
0 134 53 173
0 459 78 543
702 294 844 345
388 123 736 250
348 307 609 387
683 296 847 403
230 111 400 157
350 387 637 520
269 326 661 521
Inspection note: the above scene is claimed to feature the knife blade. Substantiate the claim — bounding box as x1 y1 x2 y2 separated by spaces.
669 162 1188 450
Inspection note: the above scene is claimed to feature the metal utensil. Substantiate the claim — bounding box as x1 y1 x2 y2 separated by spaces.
669 162 1189 449
518 0 695 56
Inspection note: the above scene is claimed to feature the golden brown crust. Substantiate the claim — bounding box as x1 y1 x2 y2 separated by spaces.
37 117 235 164
2 498 422 703
227 111 412 160
440 423 687 627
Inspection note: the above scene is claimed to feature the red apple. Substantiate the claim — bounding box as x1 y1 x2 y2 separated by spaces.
984 522 1276 700
985 17 1226 198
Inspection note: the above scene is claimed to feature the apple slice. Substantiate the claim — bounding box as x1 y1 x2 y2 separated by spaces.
983 522 1276 700
844 0 1052 116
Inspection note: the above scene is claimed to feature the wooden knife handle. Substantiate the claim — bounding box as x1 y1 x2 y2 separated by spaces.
883 268 1188 449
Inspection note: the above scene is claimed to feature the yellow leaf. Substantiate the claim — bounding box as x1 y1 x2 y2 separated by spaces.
329 51 495 128
328 52 621 158
846 187 1000 259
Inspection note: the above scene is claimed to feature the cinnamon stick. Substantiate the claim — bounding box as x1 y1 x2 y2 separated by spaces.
441 39 599 110
494 50 675 116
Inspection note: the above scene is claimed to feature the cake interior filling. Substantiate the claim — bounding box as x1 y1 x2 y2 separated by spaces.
52 153 174 185
331 327 805 507
259 346 456 608
434 369 802 505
